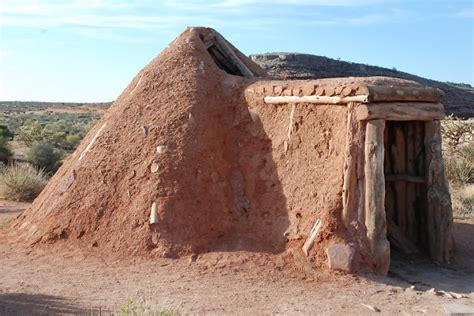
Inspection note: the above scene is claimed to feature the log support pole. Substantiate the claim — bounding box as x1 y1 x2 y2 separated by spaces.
424 121 454 263
364 119 390 274
342 103 366 226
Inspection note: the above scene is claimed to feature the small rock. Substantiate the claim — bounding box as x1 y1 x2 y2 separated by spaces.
326 243 355 272
450 292 467 299
189 253 198 263
443 303 474 315
302 84 315 95
361 303 380 313
188 113 195 125
156 145 168 154
427 288 438 295
440 290 455 299
274 86 283 95
412 308 427 314
150 162 160 173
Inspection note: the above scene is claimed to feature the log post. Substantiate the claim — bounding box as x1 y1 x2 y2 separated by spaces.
342 103 364 226
414 122 427 248
393 125 407 231
365 119 390 274
357 121 366 224
406 123 417 242
424 121 454 263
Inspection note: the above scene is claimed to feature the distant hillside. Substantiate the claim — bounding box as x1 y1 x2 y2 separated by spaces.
0 101 112 112
251 53 474 118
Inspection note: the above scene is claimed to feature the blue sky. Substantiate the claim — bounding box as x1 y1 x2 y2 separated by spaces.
0 0 472 102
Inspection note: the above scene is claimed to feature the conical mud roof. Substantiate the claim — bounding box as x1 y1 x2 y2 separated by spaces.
8 27 292 258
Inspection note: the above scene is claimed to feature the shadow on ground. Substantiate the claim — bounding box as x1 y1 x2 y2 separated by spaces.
0 293 100 315
369 220 474 294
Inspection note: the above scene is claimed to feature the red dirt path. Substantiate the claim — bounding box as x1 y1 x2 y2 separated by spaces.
1 201 473 314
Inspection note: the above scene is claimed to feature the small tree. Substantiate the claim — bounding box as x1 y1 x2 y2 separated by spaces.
0 125 13 140
0 136 12 164
441 115 474 156
28 141 62 173
18 123 43 146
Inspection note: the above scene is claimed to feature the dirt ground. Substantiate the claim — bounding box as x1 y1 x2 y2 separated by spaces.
0 201 473 315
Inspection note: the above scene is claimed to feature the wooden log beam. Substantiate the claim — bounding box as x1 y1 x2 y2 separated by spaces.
414 122 427 248
264 95 369 105
393 125 407 232
424 121 454 263
355 102 445 121
364 119 390 275
406 123 417 241
367 85 444 103
342 104 360 226
213 33 255 78
357 122 366 224
385 174 425 183
384 125 396 223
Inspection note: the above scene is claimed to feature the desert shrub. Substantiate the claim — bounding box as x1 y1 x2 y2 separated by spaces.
441 116 473 155
28 141 62 173
0 136 12 161
58 134 82 150
0 163 48 201
121 299 180 316
459 142 474 161
18 123 43 146
445 156 473 185
0 125 13 139
17 119 88 151
451 184 474 217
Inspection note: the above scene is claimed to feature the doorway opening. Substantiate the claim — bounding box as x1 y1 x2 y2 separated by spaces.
384 121 429 258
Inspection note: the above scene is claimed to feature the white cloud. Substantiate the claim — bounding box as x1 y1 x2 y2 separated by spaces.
0 0 395 41
164 0 381 9
456 9 474 18
0 50 14 57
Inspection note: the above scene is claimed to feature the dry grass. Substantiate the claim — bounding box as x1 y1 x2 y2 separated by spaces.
451 184 474 218
0 163 48 202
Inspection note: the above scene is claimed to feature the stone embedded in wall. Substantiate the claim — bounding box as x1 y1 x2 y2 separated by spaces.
302 84 315 95
326 243 355 272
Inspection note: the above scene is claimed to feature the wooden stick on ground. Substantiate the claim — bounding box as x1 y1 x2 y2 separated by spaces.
302 218 322 256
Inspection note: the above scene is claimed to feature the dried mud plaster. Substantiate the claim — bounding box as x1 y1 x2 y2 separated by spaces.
4 27 452 276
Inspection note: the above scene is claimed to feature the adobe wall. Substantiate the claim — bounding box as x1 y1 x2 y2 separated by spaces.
244 85 356 268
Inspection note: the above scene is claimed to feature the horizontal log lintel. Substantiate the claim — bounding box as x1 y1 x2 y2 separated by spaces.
385 174 425 183
264 95 369 105
367 85 444 103
355 102 445 121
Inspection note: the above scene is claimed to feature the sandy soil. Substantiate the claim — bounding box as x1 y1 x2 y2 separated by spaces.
0 200 29 229
0 201 473 315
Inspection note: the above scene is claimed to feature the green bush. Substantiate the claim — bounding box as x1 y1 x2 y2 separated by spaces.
28 141 62 173
0 136 12 163
0 125 13 139
18 123 44 146
0 163 48 201
121 298 180 316
17 120 87 151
